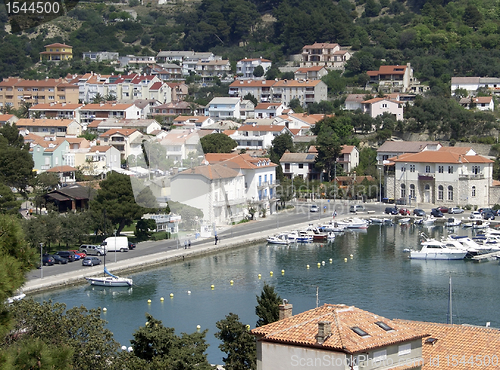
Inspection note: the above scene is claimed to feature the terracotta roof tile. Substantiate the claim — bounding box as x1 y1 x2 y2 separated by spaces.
16 118 75 127
390 151 493 164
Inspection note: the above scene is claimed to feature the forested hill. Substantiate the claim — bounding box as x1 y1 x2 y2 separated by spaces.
1 0 500 87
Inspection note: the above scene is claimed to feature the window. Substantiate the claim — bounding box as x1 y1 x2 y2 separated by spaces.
410 184 415 199
472 165 480 175
438 166 444 173
400 184 406 198
448 166 453 174
438 185 443 200
472 186 476 197
398 344 411 356
298 163 303 169
401 166 406 172
410 164 415 172
375 322 393 331
258 175 262 186
48 96 54 100
372 350 387 362
351 327 369 337
425 165 431 173
448 186 453 201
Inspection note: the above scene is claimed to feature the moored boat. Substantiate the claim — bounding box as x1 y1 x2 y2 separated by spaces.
405 234 467 260
86 267 133 287
445 217 461 227
267 233 290 245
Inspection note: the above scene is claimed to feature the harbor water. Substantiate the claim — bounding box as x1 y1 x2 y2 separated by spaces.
32 224 500 364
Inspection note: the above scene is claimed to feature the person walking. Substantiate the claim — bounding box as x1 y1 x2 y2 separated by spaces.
214 234 218 245
188 239 191 248
333 210 337 219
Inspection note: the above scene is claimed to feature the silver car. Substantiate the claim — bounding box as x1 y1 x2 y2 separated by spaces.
449 207 464 214
82 256 101 266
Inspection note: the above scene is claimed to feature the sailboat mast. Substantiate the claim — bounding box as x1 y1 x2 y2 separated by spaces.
447 276 452 324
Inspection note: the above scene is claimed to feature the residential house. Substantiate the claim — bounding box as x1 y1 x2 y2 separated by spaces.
82 51 119 61
195 60 231 82
16 118 82 137
228 124 293 150
361 97 404 121
79 102 142 126
172 116 214 129
251 303 426 370
205 153 278 214
0 77 79 110
156 50 195 64
141 213 181 234
28 102 84 124
106 74 170 103
272 79 328 107
181 52 217 76
153 101 199 119
143 64 183 80
385 147 493 207
170 164 246 226
30 137 69 173
280 150 320 181
300 42 352 69
275 112 328 130
71 72 110 103
337 145 359 173
344 94 368 111
46 165 77 184
118 55 156 67
87 118 161 135
158 129 204 164
43 183 95 212
294 66 329 80
367 63 419 93
98 128 143 160
208 97 242 120
81 145 121 176
236 58 272 79
239 100 255 119
129 98 161 118
166 82 189 101
254 103 286 119
376 141 441 166
0 114 18 126
39 43 73 62
451 76 500 96
459 96 494 111
229 80 276 102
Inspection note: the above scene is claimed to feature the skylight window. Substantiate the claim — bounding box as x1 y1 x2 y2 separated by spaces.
351 327 369 337
425 337 438 345
375 321 393 331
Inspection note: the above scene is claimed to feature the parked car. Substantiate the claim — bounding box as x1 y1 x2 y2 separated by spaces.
42 254 55 266
310 205 319 212
413 209 426 216
51 254 68 264
69 250 86 259
55 251 75 262
399 208 410 215
449 207 464 214
431 208 444 218
82 256 101 266
128 241 136 250
478 208 493 214
79 244 106 256
384 207 398 215
349 205 365 213
483 210 496 220
437 206 449 213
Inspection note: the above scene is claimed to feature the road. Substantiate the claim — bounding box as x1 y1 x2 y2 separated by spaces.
26 201 386 281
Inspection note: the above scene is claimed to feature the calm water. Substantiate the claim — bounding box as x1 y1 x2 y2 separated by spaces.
33 224 500 364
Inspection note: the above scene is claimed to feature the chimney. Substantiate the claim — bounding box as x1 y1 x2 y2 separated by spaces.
278 300 292 320
316 321 332 344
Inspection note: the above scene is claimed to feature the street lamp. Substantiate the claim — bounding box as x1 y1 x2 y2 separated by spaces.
114 230 117 263
40 243 43 279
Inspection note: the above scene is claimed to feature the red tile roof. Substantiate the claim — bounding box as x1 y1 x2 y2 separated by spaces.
205 153 277 169
46 165 76 172
390 151 493 164
44 43 72 48
99 128 138 137
252 304 426 353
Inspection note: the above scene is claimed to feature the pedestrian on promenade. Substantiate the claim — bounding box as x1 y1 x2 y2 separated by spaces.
184 240 188 249
333 210 337 219
188 239 191 248
214 235 218 245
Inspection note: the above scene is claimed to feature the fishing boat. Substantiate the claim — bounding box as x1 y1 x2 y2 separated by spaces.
266 233 290 245
86 264 133 287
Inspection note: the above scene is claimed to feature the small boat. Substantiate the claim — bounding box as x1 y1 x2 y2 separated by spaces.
398 217 411 224
337 218 369 229
86 267 133 287
473 220 490 229
267 234 290 245
306 225 328 240
326 232 336 240
415 216 434 226
7 291 26 304
405 233 467 260
296 230 314 243
320 222 346 233
445 218 461 227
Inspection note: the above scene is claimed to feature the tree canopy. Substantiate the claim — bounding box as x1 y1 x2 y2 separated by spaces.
255 283 282 327
200 133 237 153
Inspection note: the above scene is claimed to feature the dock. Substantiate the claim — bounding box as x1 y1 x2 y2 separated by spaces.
471 251 500 262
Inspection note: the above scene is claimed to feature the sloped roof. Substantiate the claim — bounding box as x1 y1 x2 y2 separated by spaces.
16 118 76 127
451 77 480 85
377 141 439 153
0 114 16 122
176 164 241 180
205 153 277 169
238 57 271 62
340 145 357 154
99 128 138 137
89 145 113 152
46 165 77 173
273 79 323 87
252 304 426 353
45 183 96 200
302 42 339 49
438 146 474 155
29 103 83 110
390 151 493 164
237 124 288 133
395 320 500 370
345 94 368 103
368 65 407 76
44 43 72 48
255 103 282 110
280 152 317 163
288 113 329 125
295 66 326 72
229 80 276 87
80 103 135 111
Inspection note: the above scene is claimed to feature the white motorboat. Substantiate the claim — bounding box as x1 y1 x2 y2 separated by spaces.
326 232 336 240
320 222 346 233
337 218 369 229
446 235 492 254
86 267 133 287
267 234 290 245
296 230 314 243
469 211 483 221
7 291 26 304
473 220 489 229
398 217 411 224
445 217 461 227
405 234 467 260
414 216 434 226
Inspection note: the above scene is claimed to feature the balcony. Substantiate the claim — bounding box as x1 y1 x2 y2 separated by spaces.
418 173 435 181
459 173 485 179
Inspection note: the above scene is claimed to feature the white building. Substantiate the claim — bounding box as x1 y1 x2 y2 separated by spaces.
254 103 286 119
229 80 276 102
170 164 246 227
459 96 495 111
81 145 121 176
362 97 404 121
236 58 272 79
207 97 242 120
376 140 441 166
158 129 203 164
272 79 328 107
227 124 293 150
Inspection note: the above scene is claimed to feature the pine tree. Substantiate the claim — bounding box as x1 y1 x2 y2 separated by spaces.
255 282 282 327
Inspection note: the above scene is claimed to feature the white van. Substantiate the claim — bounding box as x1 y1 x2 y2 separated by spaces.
349 205 365 213
101 236 129 252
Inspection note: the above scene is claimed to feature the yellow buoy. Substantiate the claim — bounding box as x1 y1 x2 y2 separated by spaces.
270 271 273 276
258 274 261 279
230 280 234 285
329 258 333 263
281 269 285 275
307 264 310 269
317 262 321 268
211 285 215 290
344 258 347 262
147 299 151 304
160 297 164 301
170 293 174 298
103 307 107 312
